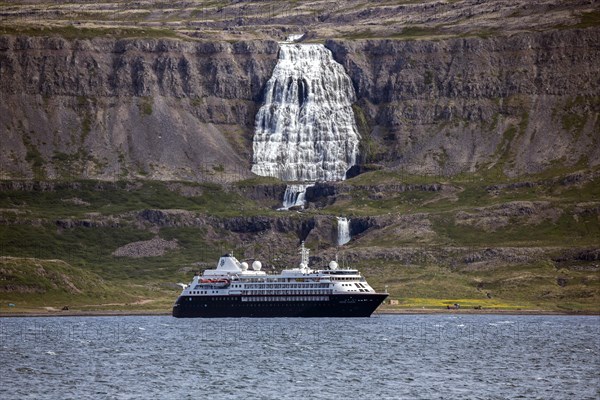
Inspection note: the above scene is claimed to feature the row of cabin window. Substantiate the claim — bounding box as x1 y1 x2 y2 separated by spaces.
236 283 329 289
340 283 370 291
241 296 329 302
231 277 359 285
190 289 332 296
241 289 331 295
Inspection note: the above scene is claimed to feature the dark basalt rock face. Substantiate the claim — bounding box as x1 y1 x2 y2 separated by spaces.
305 183 337 204
326 28 600 176
0 36 279 181
135 209 319 243
1 28 599 181
237 184 287 203
349 218 374 237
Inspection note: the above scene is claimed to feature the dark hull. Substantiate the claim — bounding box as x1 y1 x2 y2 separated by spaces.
172 293 388 318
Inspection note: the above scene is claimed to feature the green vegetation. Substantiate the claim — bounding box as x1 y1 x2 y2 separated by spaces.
0 180 262 219
0 0 592 44
342 25 445 41
362 256 599 312
497 125 517 160
77 97 94 154
0 180 270 291
423 70 434 86
0 257 128 308
22 134 46 180
353 104 387 163
235 176 283 187
562 113 587 136
432 209 600 248
333 165 600 217
0 25 179 40
140 97 154 116
574 10 600 29
0 168 598 313
0 257 181 311
558 96 596 139
394 26 440 39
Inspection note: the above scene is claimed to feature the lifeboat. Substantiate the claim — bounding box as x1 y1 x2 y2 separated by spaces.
199 278 230 288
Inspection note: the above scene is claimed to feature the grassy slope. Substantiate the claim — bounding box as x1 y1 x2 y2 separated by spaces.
0 168 599 313
361 260 600 312
0 1 598 42
0 181 250 312
330 169 600 311
0 1 598 313
0 257 175 312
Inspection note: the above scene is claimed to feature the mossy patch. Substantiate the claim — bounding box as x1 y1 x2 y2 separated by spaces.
574 10 600 29
22 134 46 180
139 97 153 116
0 25 178 40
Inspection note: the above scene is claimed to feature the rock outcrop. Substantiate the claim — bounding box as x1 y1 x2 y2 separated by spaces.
1 27 599 180
326 28 600 175
112 237 179 258
0 37 278 180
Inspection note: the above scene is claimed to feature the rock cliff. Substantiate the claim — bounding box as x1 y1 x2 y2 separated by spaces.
0 36 278 180
326 28 600 176
0 27 599 180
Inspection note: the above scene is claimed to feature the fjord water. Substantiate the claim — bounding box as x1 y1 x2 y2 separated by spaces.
1 315 598 399
251 43 360 182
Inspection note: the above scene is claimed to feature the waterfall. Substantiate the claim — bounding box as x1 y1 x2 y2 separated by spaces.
279 183 314 210
251 43 361 183
337 217 351 246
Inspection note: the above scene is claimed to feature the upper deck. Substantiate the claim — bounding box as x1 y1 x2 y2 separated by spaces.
179 249 379 297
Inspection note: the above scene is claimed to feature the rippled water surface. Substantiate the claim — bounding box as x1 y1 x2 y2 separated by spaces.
1 315 598 399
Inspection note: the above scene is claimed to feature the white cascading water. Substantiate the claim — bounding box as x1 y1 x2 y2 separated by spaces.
252 40 361 208
337 217 351 246
279 183 314 210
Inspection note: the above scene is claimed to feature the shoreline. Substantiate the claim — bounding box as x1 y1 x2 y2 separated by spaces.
0 310 171 318
377 309 600 316
1 308 598 318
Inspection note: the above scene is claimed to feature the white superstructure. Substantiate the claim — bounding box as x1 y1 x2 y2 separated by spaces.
179 243 376 300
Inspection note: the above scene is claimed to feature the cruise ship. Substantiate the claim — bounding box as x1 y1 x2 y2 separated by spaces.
172 244 388 318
